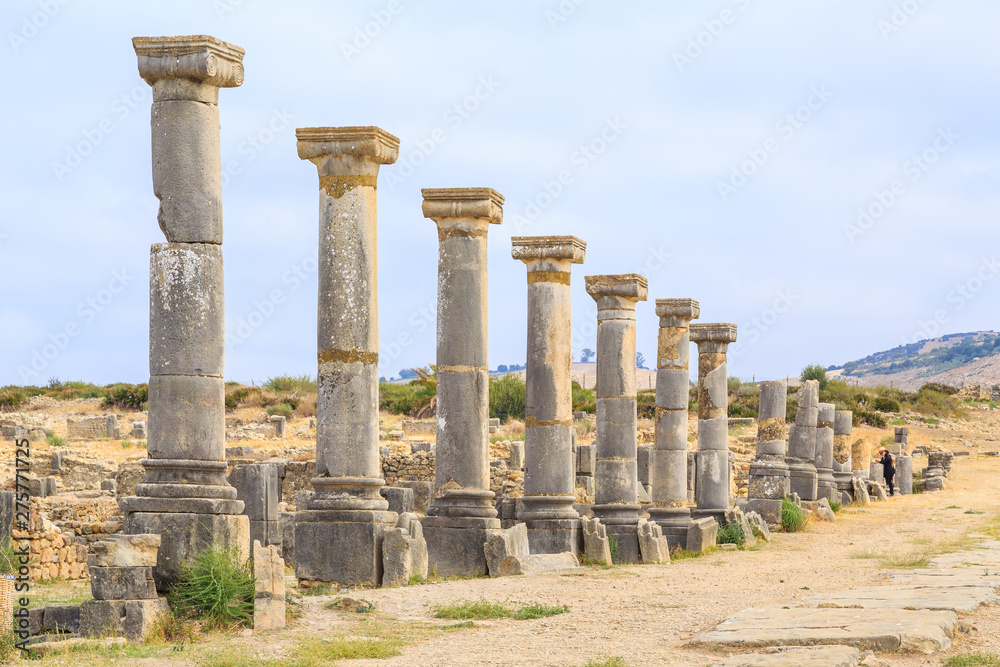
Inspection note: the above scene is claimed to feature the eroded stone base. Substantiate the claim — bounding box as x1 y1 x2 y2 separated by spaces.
525 518 581 555
422 515 501 577
123 512 249 592
294 509 396 587
744 498 783 526
603 523 640 564
78 598 169 641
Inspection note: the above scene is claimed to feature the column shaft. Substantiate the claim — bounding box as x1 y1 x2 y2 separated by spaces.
785 380 819 500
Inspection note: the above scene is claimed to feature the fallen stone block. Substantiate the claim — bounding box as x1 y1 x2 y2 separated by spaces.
382 513 428 587
88 534 160 568
576 444 596 476
253 540 285 631
692 606 956 654
485 522 530 577
79 598 169 641
803 498 836 522
90 566 157 600
686 516 718 553
870 482 888 501
851 476 871 506
396 480 433 514
637 518 669 564
496 552 584 577
380 486 415 515
508 441 524 470
710 645 860 667
100 479 117 493
724 508 757 547
744 511 771 542
582 516 611 566
42 605 80 634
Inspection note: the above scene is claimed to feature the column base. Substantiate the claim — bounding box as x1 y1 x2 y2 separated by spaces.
748 461 790 500
690 508 729 525
786 461 818 501
648 507 691 551
603 523 640 564
816 468 838 502
524 518 582 555
744 498 783 525
294 509 397 587
124 511 249 592
421 515 501 577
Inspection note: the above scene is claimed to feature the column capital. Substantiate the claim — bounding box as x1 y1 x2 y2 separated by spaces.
689 322 737 344
655 298 700 321
422 188 504 225
133 35 245 88
511 235 586 264
585 274 648 302
296 126 400 165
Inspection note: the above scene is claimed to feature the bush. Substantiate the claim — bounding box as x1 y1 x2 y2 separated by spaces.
46 433 64 447
854 410 887 428
0 538 18 575
716 522 746 547
801 364 828 389
781 497 807 532
572 380 595 413
489 374 526 423
0 386 25 411
168 543 255 630
266 403 293 418
871 396 900 413
102 383 148 411
636 390 655 419
262 375 316 393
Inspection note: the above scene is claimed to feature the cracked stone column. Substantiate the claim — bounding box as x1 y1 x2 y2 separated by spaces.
293 127 399 587
420 188 503 576
832 410 854 502
586 274 648 564
647 299 699 550
815 403 838 502
689 323 737 524
786 380 819 500
122 35 248 591
747 380 789 524
512 236 586 554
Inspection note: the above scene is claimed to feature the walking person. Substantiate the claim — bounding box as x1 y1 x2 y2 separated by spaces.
878 448 896 496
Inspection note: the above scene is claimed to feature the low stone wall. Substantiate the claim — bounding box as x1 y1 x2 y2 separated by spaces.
20 510 90 581
67 416 118 439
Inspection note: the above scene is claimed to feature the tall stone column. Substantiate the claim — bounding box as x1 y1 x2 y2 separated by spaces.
648 299 699 549
586 275 648 563
815 403 838 502
293 127 399 586
689 324 737 524
786 380 819 500
420 188 503 576
747 380 789 524
512 236 586 554
832 410 854 502
122 35 248 591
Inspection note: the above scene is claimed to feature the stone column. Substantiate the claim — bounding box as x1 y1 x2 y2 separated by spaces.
785 380 819 500
815 403 838 502
832 410 854 502
420 188 503 576
689 324 738 524
293 127 399 586
852 436 872 479
647 299 699 549
512 236 586 554
122 35 248 592
747 380 789 524
585 274 648 563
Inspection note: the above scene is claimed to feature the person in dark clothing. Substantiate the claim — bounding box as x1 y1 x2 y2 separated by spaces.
878 448 896 496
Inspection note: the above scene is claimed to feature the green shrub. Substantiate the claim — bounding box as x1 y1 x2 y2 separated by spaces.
781 497 807 533
168 543 255 630
262 375 316 393
224 385 256 411
572 380 595 413
871 396 900 412
716 522 745 547
636 390 655 419
102 383 148 411
0 538 18 575
855 410 887 428
829 500 842 513
583 658 630 667
432 599 568 620
489 374 526 423
44 380 103 400
266 402 294 419
801 364 828 389
0 386 25 411
46 433 65 447
943 652 1000 666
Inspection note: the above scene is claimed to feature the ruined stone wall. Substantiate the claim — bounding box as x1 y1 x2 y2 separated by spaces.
21 510 90 581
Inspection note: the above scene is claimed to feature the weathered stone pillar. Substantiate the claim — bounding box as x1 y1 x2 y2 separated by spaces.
689 324 737 524
420 188 503 576
122 35 248 592
585 274 648 563
852 436 872 479
815 402 838 502
786 380 819 500
648 299 699 549
832 410 854 502
747 380 789 524
293 127 399 586
512 236 586 554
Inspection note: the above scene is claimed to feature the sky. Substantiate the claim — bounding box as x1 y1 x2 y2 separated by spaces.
1 0 998 387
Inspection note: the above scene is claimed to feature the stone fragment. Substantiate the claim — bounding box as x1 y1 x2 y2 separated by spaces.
89 566 157 600
582 516 612 566
79 598 169 641
101 479 117 493
484 523 530 577
710 646 861 667
636 518 670 564
508 441 524 471
88 534 160 568
253 540 285 631
396 481 434 514
42 605 80 634
380 487 415 515
576 444 596 476
496 552 584 576
131 421 147 439
686 516 718 553
382 513 428 587
743 511 771 542
269 415 285 438
851 477 871 506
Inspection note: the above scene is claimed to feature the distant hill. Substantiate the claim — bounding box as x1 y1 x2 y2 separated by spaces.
829 331 1000 391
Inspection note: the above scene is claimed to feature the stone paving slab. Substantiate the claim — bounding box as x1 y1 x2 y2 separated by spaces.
710 646 860 667
691 607 956 654
802 583 998 612
891 568 1000 587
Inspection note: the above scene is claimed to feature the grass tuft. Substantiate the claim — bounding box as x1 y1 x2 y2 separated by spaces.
880 553 930 569
582 657 630 667
943 653 1000 666
168 543 255 631
781 497 807 533
716 522 746 547
432 598 568 621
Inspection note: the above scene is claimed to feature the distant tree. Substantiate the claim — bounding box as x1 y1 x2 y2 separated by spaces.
801 364 828 389
497 364 508 373
636 352 648 370
398 368 418 380
581 348 595 363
